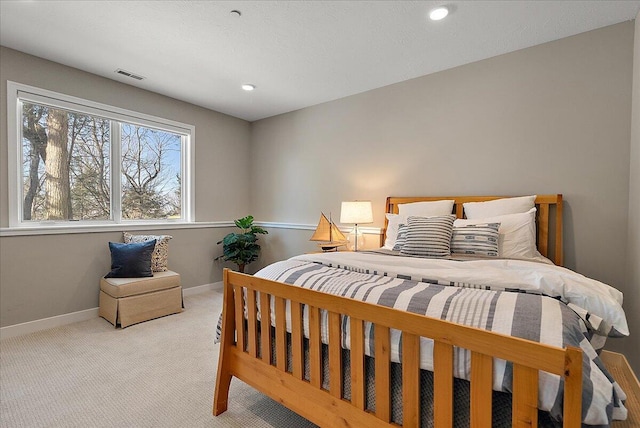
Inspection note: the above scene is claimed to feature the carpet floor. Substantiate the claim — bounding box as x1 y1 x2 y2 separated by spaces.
0 290 318 428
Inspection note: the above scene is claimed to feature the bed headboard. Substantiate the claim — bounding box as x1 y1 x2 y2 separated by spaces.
383 194 564 266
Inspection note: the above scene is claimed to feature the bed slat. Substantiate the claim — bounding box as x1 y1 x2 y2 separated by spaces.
247 289 258 358
291 301 304 379
275 297 287 371
538 203 550 258
471 351 493 427
329 311 343 398
555 195 564 266
374 324 391 422
512 364 539 427
259 292 271 364
309 306 322 388
402 332 420 427
350 317 366 410
433 341 454 428
455 202 464 219
233 285 245 352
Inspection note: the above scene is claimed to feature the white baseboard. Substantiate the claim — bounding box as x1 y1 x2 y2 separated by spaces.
182 281 223 296
0 281 223 340
0 307 99 340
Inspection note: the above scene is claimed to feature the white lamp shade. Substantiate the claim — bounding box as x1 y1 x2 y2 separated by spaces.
340 201 373 224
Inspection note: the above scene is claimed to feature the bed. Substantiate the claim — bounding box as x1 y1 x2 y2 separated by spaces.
213 195 629 427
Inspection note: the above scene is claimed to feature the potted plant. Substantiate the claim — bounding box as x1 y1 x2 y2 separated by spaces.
215 215 268 273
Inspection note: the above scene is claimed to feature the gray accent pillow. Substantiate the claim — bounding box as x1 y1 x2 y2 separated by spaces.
400 215 455 258
451 222 500 257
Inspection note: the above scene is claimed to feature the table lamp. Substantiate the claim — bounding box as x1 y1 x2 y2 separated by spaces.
340 201 373 251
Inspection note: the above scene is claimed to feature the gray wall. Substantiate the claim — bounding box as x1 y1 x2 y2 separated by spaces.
625 13 640 374
0 228 231 326
0 47 251 327
250 23 637 368
0 22 637 374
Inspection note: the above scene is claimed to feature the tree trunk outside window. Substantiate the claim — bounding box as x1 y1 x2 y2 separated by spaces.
22 105 48 220
44 108 71 220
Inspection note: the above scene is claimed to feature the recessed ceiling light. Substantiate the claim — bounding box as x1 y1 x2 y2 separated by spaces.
230 10 241 17
429 6 449 21
241 84 255 91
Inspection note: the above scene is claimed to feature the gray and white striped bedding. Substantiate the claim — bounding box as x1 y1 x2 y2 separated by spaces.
292 251 628 340
253 255 628 427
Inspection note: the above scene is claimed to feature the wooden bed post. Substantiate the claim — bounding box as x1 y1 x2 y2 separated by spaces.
563 346 583 427
213 268 235 415
555 194 564 267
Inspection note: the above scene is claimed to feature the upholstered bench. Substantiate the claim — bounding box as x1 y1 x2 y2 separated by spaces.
99 270 183 328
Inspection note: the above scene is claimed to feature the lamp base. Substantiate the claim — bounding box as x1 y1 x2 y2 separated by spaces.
350 229 370 252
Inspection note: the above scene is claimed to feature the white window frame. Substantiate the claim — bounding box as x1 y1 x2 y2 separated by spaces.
6 81 195 229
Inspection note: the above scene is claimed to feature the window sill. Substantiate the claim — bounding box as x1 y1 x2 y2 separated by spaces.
0 221 235 237
0 221 382 237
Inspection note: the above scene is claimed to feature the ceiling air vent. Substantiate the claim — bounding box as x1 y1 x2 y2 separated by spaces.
115 69 145 81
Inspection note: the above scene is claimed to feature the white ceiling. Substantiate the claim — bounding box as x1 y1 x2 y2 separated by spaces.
1 1 639 122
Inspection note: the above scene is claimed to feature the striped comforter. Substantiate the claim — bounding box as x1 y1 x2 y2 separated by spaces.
253 253 628 427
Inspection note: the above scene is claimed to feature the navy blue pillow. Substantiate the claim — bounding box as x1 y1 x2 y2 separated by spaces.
105 240 156 278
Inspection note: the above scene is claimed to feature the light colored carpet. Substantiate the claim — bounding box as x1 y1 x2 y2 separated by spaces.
0 291 318 428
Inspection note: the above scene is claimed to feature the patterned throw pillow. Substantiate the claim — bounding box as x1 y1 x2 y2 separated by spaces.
400 215 455 258
123 232 172 272
392 224 408 251
451 223 500 257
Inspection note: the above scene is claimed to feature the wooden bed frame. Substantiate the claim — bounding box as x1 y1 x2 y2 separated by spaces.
214 194 584 427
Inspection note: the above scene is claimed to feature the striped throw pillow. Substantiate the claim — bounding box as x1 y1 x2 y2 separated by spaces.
451 223 500 257
392 224 408 251
400 215 455 258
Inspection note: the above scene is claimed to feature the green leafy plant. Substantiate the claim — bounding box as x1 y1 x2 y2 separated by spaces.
215 215 268 273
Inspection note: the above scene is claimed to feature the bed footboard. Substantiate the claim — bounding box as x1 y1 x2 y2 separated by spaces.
213 268 582 427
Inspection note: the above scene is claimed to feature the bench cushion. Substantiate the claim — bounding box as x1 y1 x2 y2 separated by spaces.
100 270 180 298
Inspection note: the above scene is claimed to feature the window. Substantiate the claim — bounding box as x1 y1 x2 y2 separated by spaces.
120 123 182 220
8 82 194 228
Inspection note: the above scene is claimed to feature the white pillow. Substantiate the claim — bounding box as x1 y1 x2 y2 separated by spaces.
398 200 455 217
463 195 536 219
454 208 537 260
383 213 404 249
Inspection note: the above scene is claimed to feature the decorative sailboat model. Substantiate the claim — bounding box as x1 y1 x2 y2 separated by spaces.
310 213 348 252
